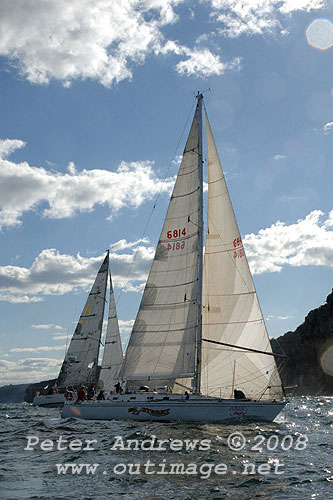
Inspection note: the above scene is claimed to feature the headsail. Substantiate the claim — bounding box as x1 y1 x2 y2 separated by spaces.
98 272 123 391
121 104 201 388
57 252 108 388
201 110 284 401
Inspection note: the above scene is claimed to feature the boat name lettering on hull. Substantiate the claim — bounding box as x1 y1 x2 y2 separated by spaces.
128 407 170 417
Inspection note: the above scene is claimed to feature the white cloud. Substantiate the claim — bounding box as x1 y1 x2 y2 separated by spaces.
119 319 135 332
159 39 241 77
175 48 241 77
266 314 291 320
52 335 69 341
273 154 287 160
0 357 61 384
1 0 320 86
10 345 67 353
244 210 333 274
31 323 63 330
0 139 26 159
280 0 326 14
0 140 175 230
0 294 43 303
111 238 150 252
323 122 333 134
209 0 327 38
0 239 155 302
1 211 333 303
0 0 184 86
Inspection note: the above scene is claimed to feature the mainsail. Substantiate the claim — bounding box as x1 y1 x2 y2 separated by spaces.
57 253 108 388
201 110 283 401
98 272 123 391
121 95 283 401
121 105 201 387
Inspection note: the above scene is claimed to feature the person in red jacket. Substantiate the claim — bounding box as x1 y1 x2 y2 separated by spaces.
76 385 87 402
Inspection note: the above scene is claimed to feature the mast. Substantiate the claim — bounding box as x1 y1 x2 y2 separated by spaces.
195 92 204 393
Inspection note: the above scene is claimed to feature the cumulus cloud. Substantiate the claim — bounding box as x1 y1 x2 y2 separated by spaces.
175 49 241 77
31 323 63 330
119 319 135 332
0 0 243 85
266 314 290 320
323 122 333 134
10 345 67 353
52 335 69 341
1 212 332 303
1 1 323 86
209 0 327 38
273 154 287 160
0 0 182 86
0 139 174 230
244 210 333 274
0 139 26 159
0 357 61 384
0 239 155 302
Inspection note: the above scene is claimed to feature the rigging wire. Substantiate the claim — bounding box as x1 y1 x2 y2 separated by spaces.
114 97 197 306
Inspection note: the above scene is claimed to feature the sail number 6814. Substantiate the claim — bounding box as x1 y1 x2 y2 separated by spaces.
167 228 186 239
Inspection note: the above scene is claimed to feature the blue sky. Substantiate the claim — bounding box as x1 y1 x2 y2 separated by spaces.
0 0 332 385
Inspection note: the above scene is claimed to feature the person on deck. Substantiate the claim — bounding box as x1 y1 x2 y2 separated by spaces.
76 385 87 402
97 390 105 400
87 383 95 400
234 389 246 400
114 382 121 394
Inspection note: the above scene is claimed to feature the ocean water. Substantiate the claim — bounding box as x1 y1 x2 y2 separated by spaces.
1 397 332 500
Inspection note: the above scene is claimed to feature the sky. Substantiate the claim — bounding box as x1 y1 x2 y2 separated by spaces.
0 0 332 386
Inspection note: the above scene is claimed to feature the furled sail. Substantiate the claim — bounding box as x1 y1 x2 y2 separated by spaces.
98 272 123 391
201 110 284 401
121 105 201 387
57 253 108 388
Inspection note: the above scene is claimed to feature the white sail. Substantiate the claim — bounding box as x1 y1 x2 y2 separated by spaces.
201 110 283 401
121 106 201 387
57 253 108 388
98 272 123 391
61 96 287 424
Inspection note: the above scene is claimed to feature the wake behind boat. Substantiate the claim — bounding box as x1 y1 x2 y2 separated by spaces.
62 93 287 423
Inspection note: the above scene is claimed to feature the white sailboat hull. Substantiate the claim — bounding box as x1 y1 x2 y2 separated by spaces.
32 393 65 408
61 394 286 423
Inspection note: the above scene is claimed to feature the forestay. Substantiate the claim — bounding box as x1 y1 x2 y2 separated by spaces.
57 253 108 388
121 106 201 386
200 110 283 401
98 273 123 391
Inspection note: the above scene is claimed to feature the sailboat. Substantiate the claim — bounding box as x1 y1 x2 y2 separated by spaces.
33 252 123 407
62 93 286 422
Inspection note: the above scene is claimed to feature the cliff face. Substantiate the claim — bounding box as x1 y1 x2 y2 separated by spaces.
0 384 29 403
272 291 333 396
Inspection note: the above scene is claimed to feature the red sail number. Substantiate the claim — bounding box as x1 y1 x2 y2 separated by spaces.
167 241 185 252
233 237 242 248
167 228 186 239
234 248 245 259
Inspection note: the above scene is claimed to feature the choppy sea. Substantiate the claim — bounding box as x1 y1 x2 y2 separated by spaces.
1 397 332 500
